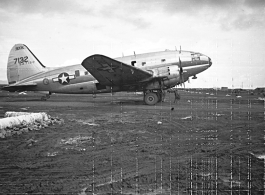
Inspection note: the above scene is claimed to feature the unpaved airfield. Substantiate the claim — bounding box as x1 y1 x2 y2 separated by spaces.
0 90 264 194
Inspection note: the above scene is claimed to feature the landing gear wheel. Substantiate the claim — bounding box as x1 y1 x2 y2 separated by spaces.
144 92 158 105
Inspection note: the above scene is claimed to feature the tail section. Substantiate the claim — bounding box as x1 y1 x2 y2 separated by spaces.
7 44 46 84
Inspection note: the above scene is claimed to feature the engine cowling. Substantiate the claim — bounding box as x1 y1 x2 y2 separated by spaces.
152 65 180 79
145 65 181 90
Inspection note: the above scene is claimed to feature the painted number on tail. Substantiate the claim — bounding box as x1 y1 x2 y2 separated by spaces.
14 56 34 65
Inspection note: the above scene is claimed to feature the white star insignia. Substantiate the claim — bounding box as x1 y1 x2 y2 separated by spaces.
59 73 68 84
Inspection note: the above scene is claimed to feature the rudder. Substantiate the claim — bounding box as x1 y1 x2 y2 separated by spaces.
7 44 46 84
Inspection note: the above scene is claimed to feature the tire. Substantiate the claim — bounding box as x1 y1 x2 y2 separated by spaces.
144 92 158 105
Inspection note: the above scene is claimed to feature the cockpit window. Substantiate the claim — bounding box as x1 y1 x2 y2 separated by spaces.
191 53 201 61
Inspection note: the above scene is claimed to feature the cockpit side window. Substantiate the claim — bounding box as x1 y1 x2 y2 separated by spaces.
191 53 200 61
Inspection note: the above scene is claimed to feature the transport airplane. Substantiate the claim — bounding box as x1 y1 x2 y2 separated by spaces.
2 44 212 105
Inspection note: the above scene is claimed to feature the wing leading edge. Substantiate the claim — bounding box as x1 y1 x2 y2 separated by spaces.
81 55 153 86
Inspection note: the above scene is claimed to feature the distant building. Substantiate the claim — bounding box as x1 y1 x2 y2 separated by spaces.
255 87 265 91
232 88 244 94
254 88 265 95
221 87 228 91
0 84 7 89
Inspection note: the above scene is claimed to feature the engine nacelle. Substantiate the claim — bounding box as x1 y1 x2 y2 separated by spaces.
145 65 181 90
144 77 181 90
152 65 180 80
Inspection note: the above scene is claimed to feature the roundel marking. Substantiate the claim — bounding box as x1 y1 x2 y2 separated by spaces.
58 72 70 85
43 78 49 85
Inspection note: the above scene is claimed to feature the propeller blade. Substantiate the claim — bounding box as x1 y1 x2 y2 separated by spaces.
179 57 183 73
183 75 185 88
179 57 183 84
177 45 185 88
178 56 186 88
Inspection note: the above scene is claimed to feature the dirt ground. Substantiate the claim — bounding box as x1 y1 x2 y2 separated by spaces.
0 89 264 194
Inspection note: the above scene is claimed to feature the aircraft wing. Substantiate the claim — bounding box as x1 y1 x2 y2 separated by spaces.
82 55 153 86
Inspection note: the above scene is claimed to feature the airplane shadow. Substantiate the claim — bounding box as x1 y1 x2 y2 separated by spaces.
4 98 44 102
110 99 144 105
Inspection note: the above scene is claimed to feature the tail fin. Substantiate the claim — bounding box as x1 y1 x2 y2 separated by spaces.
7 44 46 84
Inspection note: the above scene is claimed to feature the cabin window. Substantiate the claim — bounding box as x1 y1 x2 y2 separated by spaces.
84 71 88 75
131 61 136 66
142 62 146 66
161 59 166 62
75 70 80 77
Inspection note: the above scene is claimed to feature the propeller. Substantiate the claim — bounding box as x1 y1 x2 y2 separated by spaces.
179 57 185 88
178 46 185 88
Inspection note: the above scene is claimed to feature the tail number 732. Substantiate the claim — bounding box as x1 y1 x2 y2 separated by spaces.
14 56 29 65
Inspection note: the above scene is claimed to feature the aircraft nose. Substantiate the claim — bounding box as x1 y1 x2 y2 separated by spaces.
208 57 212 66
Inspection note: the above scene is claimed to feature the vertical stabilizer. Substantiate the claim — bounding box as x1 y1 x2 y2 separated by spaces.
7 44 46 84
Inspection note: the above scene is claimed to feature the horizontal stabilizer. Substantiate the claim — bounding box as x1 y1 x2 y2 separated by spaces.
2 83 37 92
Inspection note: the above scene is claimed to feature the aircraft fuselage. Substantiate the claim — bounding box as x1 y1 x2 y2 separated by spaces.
12 50 211 94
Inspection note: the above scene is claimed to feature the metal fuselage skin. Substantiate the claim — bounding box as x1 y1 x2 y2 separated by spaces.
12 50 212 94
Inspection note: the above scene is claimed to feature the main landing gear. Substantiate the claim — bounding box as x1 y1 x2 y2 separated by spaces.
144 90 165 105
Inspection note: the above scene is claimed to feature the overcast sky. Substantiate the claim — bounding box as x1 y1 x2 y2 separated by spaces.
0 0 264 88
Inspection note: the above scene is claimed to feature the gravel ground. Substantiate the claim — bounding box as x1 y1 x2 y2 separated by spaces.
0 90 264 194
